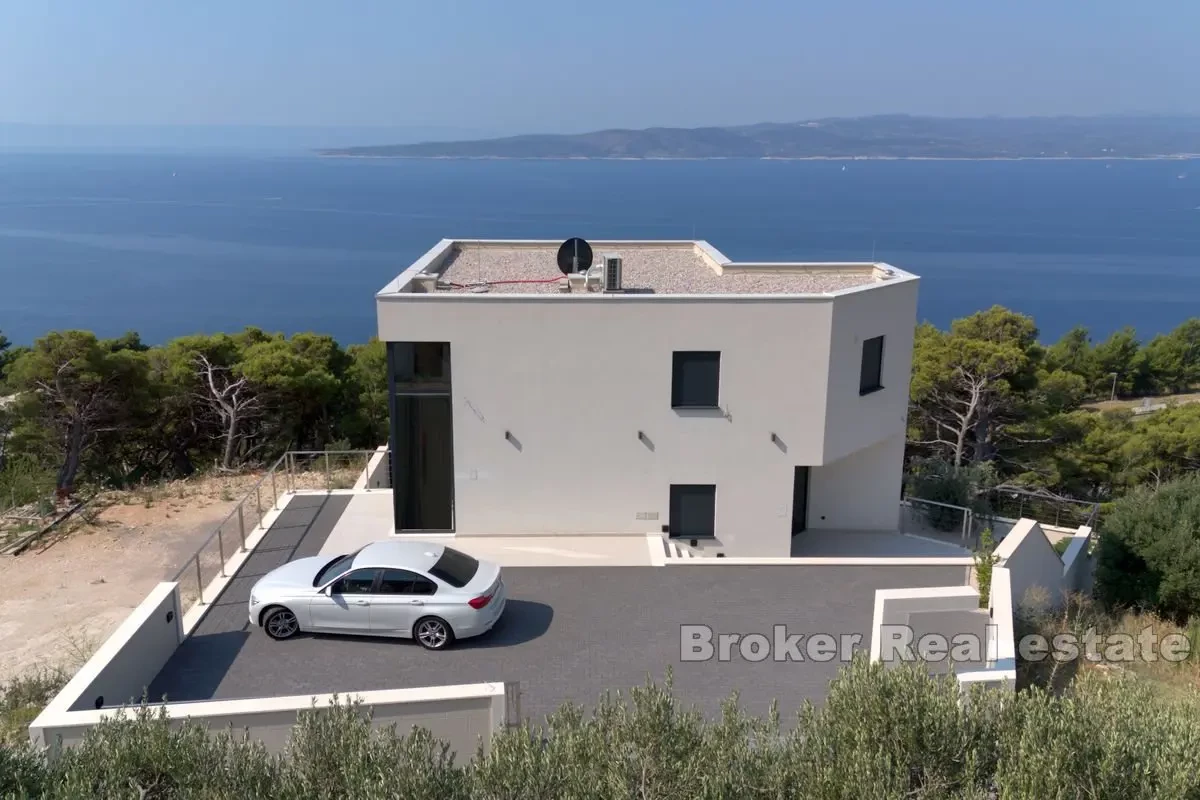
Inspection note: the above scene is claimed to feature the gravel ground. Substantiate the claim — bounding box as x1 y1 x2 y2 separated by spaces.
437 244 876 295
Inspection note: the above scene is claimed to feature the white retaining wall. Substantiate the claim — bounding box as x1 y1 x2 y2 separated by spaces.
30 582 183 722
33 682 514 762
993 519 1067 611
867 517 1100 691
352 445 391 490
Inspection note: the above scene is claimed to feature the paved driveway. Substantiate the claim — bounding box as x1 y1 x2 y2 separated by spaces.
149 504 965 723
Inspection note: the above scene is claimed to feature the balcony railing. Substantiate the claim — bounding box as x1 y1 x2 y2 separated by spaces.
170 449 388 612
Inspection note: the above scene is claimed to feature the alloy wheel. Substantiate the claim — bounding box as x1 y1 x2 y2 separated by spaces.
266 609 298 639
416 619 449 649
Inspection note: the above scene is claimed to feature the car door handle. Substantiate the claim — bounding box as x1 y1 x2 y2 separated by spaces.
408 599 424 605
353 599 370 606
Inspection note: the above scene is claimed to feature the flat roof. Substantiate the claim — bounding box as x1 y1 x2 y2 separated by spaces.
379 239 916 298
147 497 965 723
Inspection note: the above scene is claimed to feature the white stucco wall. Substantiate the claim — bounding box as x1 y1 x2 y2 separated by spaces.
378 273 917 557
29 582 183 742
809 434 907 531
822 278 918 463
994 519 1067 611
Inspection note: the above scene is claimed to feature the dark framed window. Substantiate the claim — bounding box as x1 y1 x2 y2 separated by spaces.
669 484 716 539
378 569 438 596
859 336 884 395
671 351 721 408
392 342 450 391
331 568 379 595
388 342 454 531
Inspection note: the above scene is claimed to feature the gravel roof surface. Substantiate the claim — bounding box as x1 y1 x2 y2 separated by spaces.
436 244 876 295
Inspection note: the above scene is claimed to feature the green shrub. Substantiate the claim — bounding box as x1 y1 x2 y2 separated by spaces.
1095 473 1200 620
1 667 67 747
9 657 1200 799
907 458 995 532
0 741 46 798
49 706 278 800
0 453 55 513
974 528 1000 608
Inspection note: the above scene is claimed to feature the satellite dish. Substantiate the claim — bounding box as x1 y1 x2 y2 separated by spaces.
556 237 593 275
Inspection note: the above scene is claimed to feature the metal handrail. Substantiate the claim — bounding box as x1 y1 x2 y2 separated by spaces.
168 452 288 583
901 495 974 542
171 448 386 608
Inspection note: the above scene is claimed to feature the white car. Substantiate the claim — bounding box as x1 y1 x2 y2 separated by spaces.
247 540 506 650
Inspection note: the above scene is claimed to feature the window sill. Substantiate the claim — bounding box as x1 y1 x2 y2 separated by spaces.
671 404 722 411
859 385 884 397
668 534 720 542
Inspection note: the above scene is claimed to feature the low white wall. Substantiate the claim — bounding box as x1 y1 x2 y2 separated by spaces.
869 568 1016 690
956 669 1016 691
352 446 391 490
869 585 981 662
987 566 1016 670
993 519 1068 611
983 515 1080 543
34 682 515 762
1060 526 1095 594
30 582 182 727
671 556 973 567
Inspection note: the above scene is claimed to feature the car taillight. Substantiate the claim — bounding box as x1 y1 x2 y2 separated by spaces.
468 593 492 610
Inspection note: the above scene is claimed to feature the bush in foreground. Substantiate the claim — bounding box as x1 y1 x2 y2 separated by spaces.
1095 473 1200 620
5 657 1200 799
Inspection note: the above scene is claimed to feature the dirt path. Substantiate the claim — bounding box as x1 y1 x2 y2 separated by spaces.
0 475 264 683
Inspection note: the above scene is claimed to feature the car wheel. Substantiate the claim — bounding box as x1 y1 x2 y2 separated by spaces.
262 607 300 640
414 616 454 650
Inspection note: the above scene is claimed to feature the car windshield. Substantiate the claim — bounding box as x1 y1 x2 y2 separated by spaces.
427 547 480 588
312 550 360 587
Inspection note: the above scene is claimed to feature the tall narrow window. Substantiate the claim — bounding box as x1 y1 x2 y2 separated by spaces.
859 336 884 395
671 351 721 408
388 342 454 531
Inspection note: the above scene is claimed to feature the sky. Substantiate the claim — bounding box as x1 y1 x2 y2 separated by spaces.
2 0 1198 137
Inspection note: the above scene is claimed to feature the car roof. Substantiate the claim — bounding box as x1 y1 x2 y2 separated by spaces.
350 539 445 572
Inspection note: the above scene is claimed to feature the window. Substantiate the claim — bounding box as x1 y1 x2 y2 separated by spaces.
330 569 379 594
312 549 364 587
859 336 884 395
671 351 720 408
388 341 455 531
669 484 716 539
391 342 450 390
428 547 480 588
378 569 438 596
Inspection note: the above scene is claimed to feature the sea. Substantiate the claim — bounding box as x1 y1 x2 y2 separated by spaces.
1 152 1198 346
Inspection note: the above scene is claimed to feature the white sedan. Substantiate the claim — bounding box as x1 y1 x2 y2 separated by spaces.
248 539 506 650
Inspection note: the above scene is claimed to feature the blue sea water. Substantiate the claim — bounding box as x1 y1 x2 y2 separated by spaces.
1 152 1198 346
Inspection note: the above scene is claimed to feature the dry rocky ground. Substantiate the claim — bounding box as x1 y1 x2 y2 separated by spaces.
0 471 316 683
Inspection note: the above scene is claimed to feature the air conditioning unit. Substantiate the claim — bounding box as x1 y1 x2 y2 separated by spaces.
602 253 623 293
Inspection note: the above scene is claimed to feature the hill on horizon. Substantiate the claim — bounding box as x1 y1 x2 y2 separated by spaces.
319 114 1200 160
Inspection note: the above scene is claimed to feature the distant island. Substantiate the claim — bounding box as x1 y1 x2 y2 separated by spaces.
319 115 1200 160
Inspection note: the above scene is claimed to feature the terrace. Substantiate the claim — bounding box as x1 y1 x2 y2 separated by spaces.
147 492 968 724
40 453 1085 759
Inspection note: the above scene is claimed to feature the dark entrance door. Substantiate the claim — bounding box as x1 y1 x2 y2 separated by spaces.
791 467 810 536
388 342 455 532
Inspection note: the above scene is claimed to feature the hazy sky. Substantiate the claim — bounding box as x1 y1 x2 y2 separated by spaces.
3 0 1198 134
